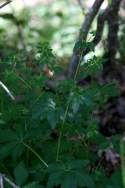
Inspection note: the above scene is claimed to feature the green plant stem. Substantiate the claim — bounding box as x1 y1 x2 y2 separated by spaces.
22 141 48 168
74 52 83 81
56 45 84 161
120 138 125 188
56 100 70 161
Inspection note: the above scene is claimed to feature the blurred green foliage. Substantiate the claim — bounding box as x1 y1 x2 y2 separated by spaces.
0 0 83 57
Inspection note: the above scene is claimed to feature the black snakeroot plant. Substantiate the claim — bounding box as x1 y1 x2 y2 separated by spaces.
0 41 122 188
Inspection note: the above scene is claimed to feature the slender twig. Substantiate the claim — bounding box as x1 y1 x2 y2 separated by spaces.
4 176 20 188
0 1 12 9
22 142 48 168
0 81 15 100
0 173 20 188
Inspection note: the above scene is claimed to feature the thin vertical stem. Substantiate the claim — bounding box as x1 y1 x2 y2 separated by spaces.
56 41 84 161
56 100 71 161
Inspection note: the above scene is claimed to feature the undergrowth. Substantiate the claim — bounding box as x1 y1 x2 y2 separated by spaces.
0 42 123 188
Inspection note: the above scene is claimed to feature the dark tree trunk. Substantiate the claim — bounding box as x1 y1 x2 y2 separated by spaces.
68 0 122 79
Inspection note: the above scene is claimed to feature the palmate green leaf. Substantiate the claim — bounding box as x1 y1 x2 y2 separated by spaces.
47 170 94 188
47 171 63 188
48 160 89 173
47 163 62 174
69 160 89 170
14 161 29 185
76 171 95 188
32 95 57 122
61 173 77 188
47 161 94 188
64 170 94 188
